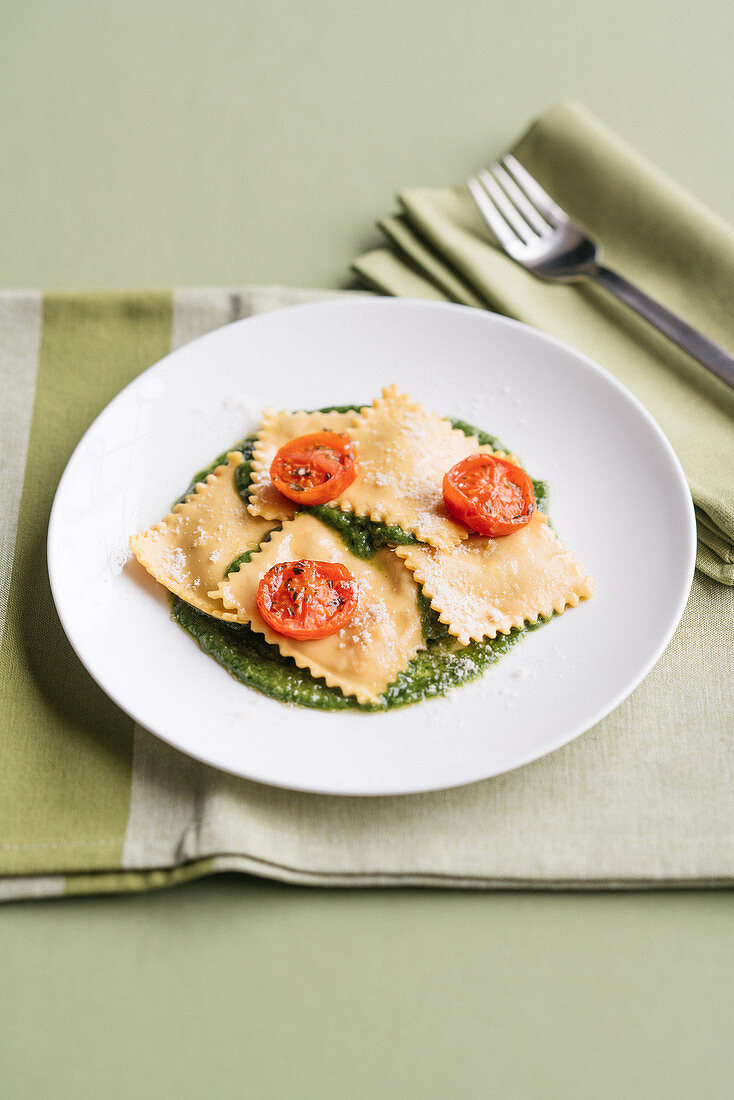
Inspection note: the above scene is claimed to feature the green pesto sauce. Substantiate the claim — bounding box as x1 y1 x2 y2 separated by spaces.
170 411 551 711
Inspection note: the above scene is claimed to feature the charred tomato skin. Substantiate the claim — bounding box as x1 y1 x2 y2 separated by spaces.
443 453 536 537
256 559 359 640
270 432 358 506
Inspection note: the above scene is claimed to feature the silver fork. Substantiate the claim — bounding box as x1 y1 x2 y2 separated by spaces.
467 156 734 389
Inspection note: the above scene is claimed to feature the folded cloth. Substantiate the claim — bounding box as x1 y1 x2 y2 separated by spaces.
353 100 734 585
1 284 733 900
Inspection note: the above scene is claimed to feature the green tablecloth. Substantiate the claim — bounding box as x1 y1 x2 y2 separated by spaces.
4 5 734 1093
1 282 732 901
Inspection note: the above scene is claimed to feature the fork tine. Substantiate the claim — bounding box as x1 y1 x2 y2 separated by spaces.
488 162 553 237
501 155 567 227
477 169 537 245
466 176 519 250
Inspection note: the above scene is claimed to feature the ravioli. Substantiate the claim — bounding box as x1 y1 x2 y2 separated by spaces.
395 511 594 645
248 407 362 522
131 395 595 713
130 452 275 619
332 385 501 550
214 513 425 704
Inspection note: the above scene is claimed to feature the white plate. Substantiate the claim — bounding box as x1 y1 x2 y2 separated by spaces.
48 298 695 796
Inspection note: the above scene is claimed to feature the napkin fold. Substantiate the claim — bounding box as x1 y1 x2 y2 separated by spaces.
354 100 734 585
1 283 733 901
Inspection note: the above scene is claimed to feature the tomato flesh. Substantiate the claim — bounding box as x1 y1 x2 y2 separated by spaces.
270 432 358 506
256 559 359 640
443 453 535 537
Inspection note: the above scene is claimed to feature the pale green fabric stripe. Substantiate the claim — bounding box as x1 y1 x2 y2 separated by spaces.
0 875 65 901
85 855 734 895
171 283 359 351
0 291 42 643
63 861 217 897
194 857 734 891
124 288 241 873
123 725 218 871
11 860 734 900
171 287 239 349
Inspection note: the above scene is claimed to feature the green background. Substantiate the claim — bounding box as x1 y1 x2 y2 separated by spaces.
2 1 732 1096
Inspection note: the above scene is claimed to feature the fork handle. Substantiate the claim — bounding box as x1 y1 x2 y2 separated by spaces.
590 265 734 388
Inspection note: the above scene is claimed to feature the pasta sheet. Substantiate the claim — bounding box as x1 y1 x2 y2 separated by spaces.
215 514 425 703
333 386 497 550
248 408 362 521
130 453 275 619
395 512 594 645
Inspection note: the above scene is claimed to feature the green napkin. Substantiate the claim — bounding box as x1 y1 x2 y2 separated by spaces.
354 100 734 585
1 284 733 900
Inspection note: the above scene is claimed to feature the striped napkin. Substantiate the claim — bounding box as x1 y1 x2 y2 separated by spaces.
1 282 732 901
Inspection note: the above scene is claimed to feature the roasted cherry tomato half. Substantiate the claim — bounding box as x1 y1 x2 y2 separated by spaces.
443 453 536 537
270 432 358 506
256 559 359 640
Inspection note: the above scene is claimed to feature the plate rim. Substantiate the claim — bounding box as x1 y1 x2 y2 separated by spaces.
47 296 697 796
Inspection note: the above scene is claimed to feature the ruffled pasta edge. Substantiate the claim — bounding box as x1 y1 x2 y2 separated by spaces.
395 524 595 647
129 452 255 621
211 528 427 705
247 406 364 521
